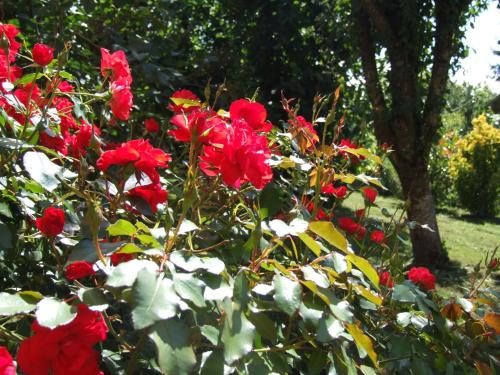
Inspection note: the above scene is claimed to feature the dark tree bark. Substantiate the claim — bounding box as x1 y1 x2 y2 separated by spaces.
351 0 471 266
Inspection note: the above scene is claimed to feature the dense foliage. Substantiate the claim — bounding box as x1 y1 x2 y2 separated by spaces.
0 24 499 375
449 115 500 217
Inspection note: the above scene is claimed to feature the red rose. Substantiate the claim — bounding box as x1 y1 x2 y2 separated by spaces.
370 230 385 244
170 110 227 144
362 187 378 204
199 121 272 189
97 139 171 184
0 346 15 375
36 207 65 237
145 118 159 133
110 252 134 266
321 184 347 198
110 79 133 121
379 271 394 288
0 55 22 83
306 201 332 220
229 99 272 133
65 261 96 280
355 209 365 218
68 124 101 159
17 304 107 375
408 266 436 291
168 89 200 113
0 23 21 62
100 48 132 84
127 183 168 213
58 81 74 92
338 217 366 239
32 43 54 66
39 132 69 155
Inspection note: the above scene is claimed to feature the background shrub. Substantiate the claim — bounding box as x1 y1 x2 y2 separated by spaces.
449 115 500 217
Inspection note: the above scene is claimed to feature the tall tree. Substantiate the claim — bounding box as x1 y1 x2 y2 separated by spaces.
351 0 486 265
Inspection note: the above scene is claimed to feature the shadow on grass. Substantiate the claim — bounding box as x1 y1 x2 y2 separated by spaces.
436 206 500 225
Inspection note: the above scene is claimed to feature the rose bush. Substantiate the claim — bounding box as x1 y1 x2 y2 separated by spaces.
0 24 498 375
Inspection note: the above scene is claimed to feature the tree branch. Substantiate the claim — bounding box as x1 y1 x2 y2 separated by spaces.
352 0 393 146
422 0 471 154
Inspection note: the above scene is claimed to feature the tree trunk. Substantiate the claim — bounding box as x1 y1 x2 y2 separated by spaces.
393 158 449 266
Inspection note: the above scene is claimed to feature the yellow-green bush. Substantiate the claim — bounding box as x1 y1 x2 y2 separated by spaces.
449 115 500 217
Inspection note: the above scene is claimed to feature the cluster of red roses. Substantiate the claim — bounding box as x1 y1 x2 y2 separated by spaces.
97 138 171 213
16 304 107 375
0 23 103 159
100 48 133 121
168 91 273 189
379 266 436 291
0 306 107 375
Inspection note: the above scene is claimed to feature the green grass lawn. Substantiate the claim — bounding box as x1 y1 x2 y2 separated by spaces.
341 193 500 268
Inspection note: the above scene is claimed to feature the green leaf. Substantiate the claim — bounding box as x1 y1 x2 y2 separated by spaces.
221 303 255 364
199 350 224 375
15 73 38 85
0 202 13 219
346 254 379 290
302 265 330 288
248 312 278 342
0 223 13 250
116 243 143 254
170 97 201 108
308 350 329 375
77 288 109 312
107 219 137 237
59 71 75 80
329 300 354 322
317 315 344 342
106 259 158 288
132 268 180 330
23 151 76 192
392 284 417 303
298 232 321 256
173 273 206 308
149 319 196 375
170 251 225 274
200 325 219 345
69 239 125 263
35 298 76 329
273 273 302 316
259 182 282 219
346 323 378 367
0 292 38 316
308 221 347 253
360 365 378 375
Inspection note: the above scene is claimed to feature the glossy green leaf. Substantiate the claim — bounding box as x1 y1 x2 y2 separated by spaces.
132 268 180 329
149 319 196 375
107 219 137 237
273 273 302 316
221 305 255 365
36 298 76 329
173 273 206 308
0 292 38 316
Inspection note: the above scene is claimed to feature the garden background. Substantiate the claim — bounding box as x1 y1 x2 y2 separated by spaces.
0 0 499 374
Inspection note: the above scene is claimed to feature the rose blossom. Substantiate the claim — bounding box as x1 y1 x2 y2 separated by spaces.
0 346 15 375
17 304 107 375
35 207 65 237
65 261 96 280
32 43 54 66
408 266 436 291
